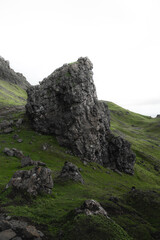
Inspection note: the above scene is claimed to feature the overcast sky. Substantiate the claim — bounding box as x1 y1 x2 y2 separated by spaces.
0 0 160 117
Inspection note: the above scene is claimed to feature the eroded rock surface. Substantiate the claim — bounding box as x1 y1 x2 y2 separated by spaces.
0 214 45 240
6 167 53 196
58 161 84 184
26 57 135 174
75 199 108 217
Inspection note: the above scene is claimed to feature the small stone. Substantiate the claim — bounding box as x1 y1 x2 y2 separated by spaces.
17 139 23 143
0 229 16 240
5 216 11 221
4 148 14 157
23 225 41 238
3 128 13 134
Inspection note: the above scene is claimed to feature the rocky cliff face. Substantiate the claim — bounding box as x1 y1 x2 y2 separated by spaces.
26 57 135 174
0 56 30 90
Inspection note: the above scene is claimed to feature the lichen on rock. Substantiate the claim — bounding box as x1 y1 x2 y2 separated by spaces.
26 57 135 174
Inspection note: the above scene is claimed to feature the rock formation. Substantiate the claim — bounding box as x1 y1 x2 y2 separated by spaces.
0 214 45 239
58 161 84 184
26 57 135 174
6 167 53 196
75 199 108 217
0 56 30 90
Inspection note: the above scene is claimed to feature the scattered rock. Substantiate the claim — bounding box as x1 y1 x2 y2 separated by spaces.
12 148 24 159
6 167 53 196
21 156 46 168
16 119 23 127
26 57 135 174
58 161 84 184
0 214 45 240
75 199 108 217
3 148 14 157
42 143 49 151
4 148 24 158
17 139 23 143
3 127 14 134
0 229 16 240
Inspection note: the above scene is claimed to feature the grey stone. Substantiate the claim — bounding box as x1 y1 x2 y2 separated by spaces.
3 127 13 134
0 229 16 240
21 156 46 168
75 199 108 217
6 167 53 196
16 119 23 126
12 148 24 159
0 220 10 231
26 57 135 174
4 148 14 157
17 139 23 143
58 161 84 184
23 225 41 239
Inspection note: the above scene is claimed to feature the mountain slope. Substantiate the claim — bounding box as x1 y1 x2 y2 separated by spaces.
0 56 30 90
0 100 159 239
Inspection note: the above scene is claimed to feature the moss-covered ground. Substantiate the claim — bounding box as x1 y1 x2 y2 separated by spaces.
0 101 160 239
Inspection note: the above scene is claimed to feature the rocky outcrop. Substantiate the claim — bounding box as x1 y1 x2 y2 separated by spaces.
26 57 135 174
0 214 45 239
58 161 84 184
6 167 53 196
0 56 30 90
75 199 108 217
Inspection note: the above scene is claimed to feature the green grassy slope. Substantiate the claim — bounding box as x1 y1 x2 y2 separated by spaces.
0 102 160 239
0 79 27 106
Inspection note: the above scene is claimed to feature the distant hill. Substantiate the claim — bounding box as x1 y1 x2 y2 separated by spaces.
0 56 30 117
0 56 30 90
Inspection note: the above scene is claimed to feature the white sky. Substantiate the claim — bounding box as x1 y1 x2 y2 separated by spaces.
0 0 160 117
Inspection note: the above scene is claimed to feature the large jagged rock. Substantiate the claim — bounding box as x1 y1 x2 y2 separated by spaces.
26 57 135 174
0 56 30 90
6 167 53 196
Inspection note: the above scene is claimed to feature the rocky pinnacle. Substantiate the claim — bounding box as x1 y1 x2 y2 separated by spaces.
26 57 135 174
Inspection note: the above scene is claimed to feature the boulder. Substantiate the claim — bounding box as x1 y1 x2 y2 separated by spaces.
0 214 44 239
4 148 24 158
75 199 108 217
6 167 53 196
26 57 135 174
3 148 14 157
58 161 84 184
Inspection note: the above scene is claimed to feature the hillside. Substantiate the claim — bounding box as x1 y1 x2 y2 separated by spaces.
0 98 160 239
0 57 160 240
0 57 29 120
0 56 30 90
